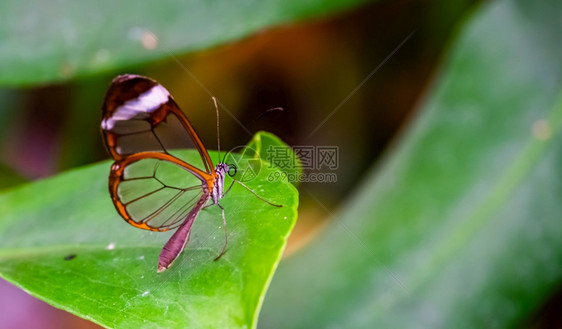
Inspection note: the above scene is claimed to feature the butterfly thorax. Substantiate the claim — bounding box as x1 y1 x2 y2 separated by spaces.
212 163 229 204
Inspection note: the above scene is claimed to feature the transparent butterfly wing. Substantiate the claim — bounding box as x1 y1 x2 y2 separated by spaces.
101 75 214 231
110 157 212 231
101 74 214 174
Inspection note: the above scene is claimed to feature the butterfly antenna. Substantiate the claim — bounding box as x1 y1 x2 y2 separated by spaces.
212 97 221 163
257 107 283 121
248 107 283 130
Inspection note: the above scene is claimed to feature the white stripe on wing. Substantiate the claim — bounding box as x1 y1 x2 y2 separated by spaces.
102 84 170 130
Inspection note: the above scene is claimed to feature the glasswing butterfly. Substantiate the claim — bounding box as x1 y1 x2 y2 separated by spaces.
101 74 280 272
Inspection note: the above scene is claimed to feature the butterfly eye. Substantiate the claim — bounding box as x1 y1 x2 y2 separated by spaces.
228 164 237 177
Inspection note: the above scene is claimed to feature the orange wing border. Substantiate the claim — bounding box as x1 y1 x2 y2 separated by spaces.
108 152 215 231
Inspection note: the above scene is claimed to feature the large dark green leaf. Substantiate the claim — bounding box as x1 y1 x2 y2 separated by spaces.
0 0 373 87
0 132 299 329
261 0 562 328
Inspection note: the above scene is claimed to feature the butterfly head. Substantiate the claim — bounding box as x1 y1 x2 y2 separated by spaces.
215 163 230 176
215 162 237 177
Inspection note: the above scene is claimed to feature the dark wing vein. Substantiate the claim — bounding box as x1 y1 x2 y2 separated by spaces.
115 157 206 230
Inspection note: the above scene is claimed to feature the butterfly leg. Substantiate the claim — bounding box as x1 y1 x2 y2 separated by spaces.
213 203 228 261
201 200 216 210
232 178 283 207
222 179 235 198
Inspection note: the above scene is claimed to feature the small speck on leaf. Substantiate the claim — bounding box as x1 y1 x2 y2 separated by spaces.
64 254 76 261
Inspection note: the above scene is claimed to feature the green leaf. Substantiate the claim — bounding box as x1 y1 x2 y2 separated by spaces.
245 131 302 186
0 0 373 87
0 132 298 329
261 0 562 328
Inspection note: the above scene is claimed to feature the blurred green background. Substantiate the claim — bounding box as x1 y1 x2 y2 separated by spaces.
1 0 562 328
